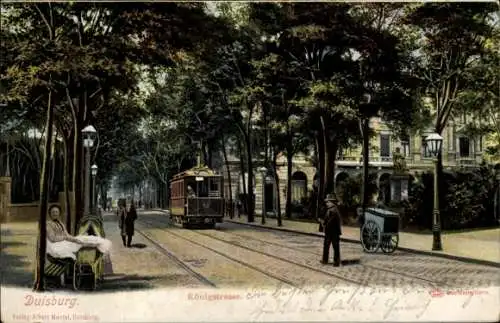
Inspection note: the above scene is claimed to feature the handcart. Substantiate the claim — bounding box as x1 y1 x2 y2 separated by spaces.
359 207 399 253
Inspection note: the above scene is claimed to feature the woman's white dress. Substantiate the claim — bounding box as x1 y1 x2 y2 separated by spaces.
46 220 112 260
47 235 112 260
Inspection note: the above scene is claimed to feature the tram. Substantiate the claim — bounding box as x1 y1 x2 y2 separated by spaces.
169 165 225 228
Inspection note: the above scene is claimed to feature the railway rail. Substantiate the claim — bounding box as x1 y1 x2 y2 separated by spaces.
222 230 448 286
190 228 450 288
140 215 447 289
137 219 299 289
134 227 217 288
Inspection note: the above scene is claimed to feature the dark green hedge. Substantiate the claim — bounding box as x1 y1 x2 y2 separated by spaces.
402 164 498 230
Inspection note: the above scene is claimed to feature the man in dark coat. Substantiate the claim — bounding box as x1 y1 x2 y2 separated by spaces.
117 198 137 247
319 194 342 266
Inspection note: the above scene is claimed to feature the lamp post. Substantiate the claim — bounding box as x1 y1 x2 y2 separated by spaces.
425 133 444 251
91 164 98 215
360 92 371 215
258 166 267 225
82 125 97 216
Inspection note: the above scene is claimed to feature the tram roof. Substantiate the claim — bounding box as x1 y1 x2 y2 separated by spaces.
171 165 220 181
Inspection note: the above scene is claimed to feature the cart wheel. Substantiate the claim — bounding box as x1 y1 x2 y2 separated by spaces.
381 234 399 253
361 221 381 253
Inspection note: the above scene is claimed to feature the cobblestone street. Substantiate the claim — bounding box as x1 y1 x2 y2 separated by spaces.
1 210 499 292
133 211 500 290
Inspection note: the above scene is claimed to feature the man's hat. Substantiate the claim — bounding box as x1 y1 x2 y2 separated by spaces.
324 194 338 203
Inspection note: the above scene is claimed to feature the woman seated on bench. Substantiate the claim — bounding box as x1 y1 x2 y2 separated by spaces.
46 205 112 260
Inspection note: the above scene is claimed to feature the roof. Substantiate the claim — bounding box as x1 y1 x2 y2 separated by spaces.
171 165 220 181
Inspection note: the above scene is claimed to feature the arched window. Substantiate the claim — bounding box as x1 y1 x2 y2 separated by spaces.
291 171 307 203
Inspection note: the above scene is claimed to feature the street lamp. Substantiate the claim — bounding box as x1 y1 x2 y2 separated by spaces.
425 133 444 251
82 125 97 216
91 164 98 215
258 166 267 225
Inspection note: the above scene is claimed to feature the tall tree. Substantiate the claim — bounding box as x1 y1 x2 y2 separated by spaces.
404 2 498 176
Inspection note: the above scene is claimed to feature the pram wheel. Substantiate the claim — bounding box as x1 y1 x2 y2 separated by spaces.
73 263 96 291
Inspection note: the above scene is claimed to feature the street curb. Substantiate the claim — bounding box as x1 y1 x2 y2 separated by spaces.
151 209 500 268
226 220 500 268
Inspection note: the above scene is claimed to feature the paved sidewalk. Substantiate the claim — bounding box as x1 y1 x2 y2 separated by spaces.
0 214 206 290
225 215 500 267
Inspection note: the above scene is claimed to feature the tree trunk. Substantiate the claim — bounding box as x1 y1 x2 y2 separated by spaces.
325 136 338 196
33 89 54 292
72 125 84 234
285 145 293 219
48 132 57 200
158 182 163 209
315 119 326 221
271 148 282 226
238 138 247 213
244 133 255 222
361 118 370 212
221 134 233 218
207 141 213 169
62 136 72 232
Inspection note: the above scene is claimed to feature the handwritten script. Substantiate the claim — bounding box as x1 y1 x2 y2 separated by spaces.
249 283 439 321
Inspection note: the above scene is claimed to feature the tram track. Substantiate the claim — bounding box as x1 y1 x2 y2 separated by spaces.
134 227 217 288
137 219 299 289
140 216 373 287
223 230 449 287
141 214 453 288
190 228 450 288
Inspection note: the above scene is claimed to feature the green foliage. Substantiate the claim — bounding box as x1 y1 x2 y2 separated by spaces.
336 173 378 210
404 165 498 230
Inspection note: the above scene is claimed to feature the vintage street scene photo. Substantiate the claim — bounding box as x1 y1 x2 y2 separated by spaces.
1 1 499 322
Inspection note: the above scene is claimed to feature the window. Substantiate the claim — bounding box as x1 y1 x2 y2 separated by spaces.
421 136 432 158
448 127 454 150
380 134 391 157
337 147 344 159
401 139 411 157
291 172 307 203
459 137 470 157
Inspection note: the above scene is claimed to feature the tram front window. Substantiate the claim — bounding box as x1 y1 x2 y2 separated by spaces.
187 185 197 198
187 179 209 198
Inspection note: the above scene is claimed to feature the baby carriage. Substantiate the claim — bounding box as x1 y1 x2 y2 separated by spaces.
73 214 106 291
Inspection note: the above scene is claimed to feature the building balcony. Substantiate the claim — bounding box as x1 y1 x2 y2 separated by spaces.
336 155 394 168
336 154 480 169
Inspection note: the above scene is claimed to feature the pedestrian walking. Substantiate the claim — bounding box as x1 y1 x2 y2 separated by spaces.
319 194 342 267
117 198 137 247
126 201 138 247
236 199 242 218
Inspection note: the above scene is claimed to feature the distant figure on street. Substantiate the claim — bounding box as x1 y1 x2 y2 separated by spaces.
126 201 138 247
236 199 242 218
319 194 342 267
117 198 137 247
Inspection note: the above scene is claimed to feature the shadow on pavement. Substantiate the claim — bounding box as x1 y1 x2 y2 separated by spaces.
217 222 266 232
129 243 147 249
97 274 163 292
0 240 34 288
341 259 361 266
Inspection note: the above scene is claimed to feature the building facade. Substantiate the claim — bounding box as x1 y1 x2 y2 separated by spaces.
215 116 489 216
